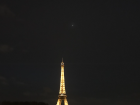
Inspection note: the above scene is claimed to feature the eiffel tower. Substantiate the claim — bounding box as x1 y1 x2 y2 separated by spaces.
56 58 68 105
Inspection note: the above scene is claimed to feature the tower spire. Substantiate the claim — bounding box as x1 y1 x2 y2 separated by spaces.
56 59 68 105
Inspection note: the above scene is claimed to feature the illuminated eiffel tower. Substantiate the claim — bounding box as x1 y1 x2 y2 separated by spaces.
56 58 68 105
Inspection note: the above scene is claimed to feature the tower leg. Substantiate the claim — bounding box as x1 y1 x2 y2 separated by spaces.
56 99 61 105
64 98 68 105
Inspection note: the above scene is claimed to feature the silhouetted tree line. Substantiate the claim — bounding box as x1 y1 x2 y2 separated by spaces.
1 101 48 105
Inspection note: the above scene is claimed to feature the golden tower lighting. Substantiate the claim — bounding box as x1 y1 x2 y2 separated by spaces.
56 58 68 105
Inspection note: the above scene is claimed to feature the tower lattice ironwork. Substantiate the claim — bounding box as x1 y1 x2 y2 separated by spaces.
56 58 68 105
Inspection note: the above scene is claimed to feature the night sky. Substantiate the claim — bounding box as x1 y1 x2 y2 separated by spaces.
0 1 140 105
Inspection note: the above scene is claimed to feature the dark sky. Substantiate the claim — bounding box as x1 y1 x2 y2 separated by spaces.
0 1 140 105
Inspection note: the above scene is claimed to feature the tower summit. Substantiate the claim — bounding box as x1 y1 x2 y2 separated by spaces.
56 59 68 105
